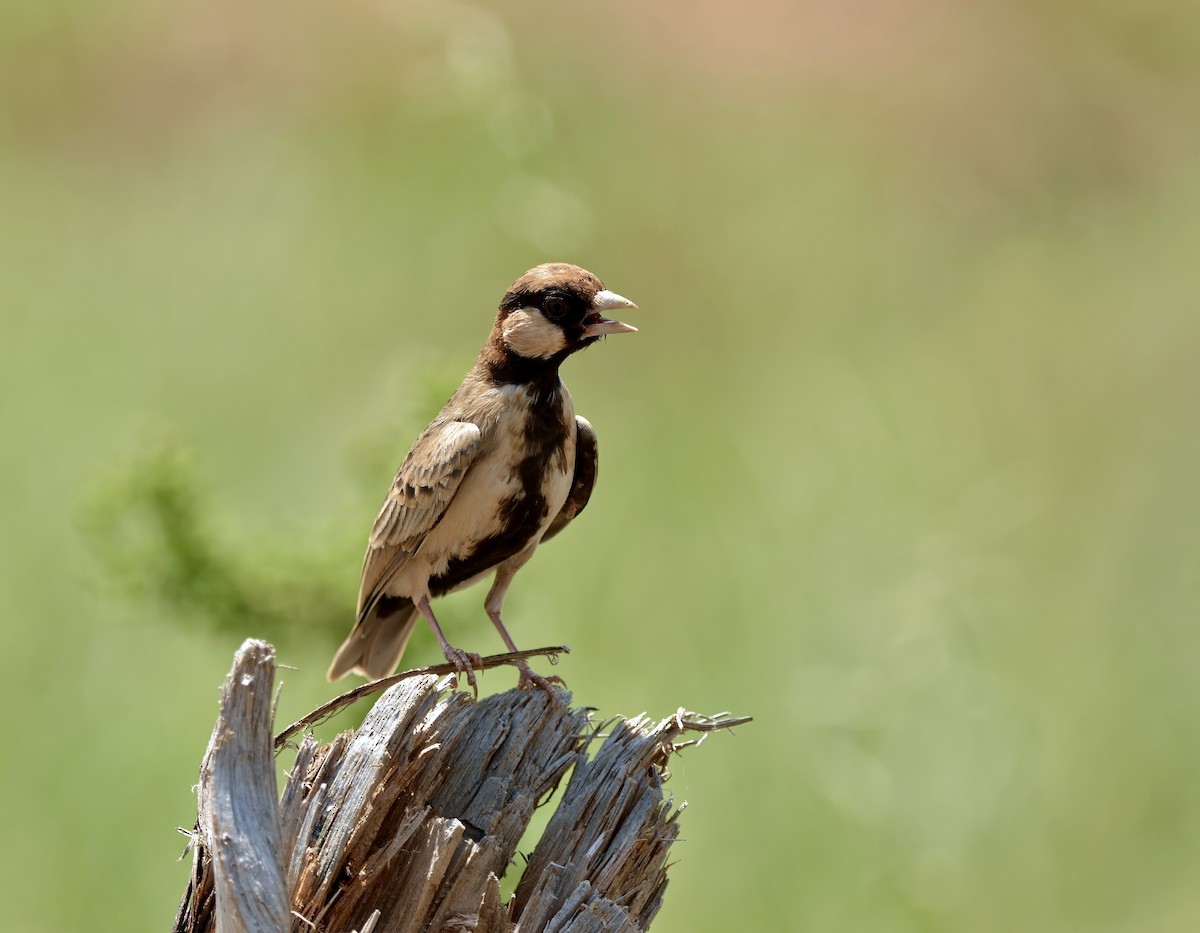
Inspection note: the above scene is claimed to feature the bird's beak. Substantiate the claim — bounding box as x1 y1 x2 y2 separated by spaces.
582 290 639 338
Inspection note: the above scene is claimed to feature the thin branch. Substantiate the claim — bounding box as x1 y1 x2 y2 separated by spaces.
273 645 570 750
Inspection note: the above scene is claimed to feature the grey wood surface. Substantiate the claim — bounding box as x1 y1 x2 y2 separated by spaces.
174 639 748 933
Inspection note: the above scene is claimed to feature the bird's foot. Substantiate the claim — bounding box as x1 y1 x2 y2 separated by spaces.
515 660 567 702
443 646 484 696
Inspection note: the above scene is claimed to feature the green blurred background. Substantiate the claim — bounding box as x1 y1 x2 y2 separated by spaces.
2 1 1199 930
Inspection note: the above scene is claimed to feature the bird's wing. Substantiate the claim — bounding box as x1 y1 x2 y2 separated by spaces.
541 415 598 544
357 420 483 620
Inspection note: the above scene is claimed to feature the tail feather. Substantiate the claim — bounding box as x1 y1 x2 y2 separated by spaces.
327 598 420 681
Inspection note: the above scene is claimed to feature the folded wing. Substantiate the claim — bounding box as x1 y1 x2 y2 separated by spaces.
541 415 598 544
357 420 483 621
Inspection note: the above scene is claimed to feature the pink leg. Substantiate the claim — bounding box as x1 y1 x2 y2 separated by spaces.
484 570 565 699
415 595 482 694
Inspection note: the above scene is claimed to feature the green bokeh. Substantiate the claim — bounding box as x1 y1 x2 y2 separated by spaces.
2 2 1199 930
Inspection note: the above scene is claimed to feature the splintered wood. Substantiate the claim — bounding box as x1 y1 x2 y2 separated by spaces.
174 640 748 933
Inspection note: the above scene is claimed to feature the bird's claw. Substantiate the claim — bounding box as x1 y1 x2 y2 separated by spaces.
516 661 567 702
444 647 484 696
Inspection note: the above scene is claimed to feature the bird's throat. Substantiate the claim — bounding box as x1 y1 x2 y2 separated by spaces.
477 333 568 391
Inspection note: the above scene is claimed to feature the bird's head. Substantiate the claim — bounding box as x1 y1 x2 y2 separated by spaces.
494 263 638 362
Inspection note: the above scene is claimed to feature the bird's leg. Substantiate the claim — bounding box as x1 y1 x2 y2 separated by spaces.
484 570 566 699
415 595 482 694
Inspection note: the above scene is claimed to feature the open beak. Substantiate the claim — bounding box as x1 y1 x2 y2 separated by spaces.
582 289 639 338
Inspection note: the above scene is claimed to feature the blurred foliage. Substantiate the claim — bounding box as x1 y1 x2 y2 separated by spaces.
78 363 464 647
3 1 1200 933
80 357 468 644
82 443 352 644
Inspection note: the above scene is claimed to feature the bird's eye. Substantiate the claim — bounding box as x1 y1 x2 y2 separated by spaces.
543 296 567 321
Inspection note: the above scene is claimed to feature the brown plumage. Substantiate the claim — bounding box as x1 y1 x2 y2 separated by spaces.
328 263 638 690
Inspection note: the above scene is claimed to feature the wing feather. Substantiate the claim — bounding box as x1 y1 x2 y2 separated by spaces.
357 420 483 618
542 415 598 544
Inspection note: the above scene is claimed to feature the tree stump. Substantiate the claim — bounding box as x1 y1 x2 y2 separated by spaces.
173 640 748 933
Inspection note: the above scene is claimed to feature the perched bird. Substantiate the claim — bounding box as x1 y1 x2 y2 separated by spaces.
328 263 638 691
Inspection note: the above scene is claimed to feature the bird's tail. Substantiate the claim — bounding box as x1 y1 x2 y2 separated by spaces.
327 597 420 681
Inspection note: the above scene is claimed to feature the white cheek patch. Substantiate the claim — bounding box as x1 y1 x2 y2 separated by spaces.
501 308 568 359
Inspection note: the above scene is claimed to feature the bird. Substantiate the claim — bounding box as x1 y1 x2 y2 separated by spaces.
327 262 639 692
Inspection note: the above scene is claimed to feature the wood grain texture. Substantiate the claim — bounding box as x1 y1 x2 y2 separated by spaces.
184 639 289 933
175 640 749 933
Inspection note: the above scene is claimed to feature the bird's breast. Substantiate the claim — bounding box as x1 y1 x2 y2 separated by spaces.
418 383 576 589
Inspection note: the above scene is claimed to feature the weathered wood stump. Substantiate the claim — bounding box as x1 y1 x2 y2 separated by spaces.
173 640 748 933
